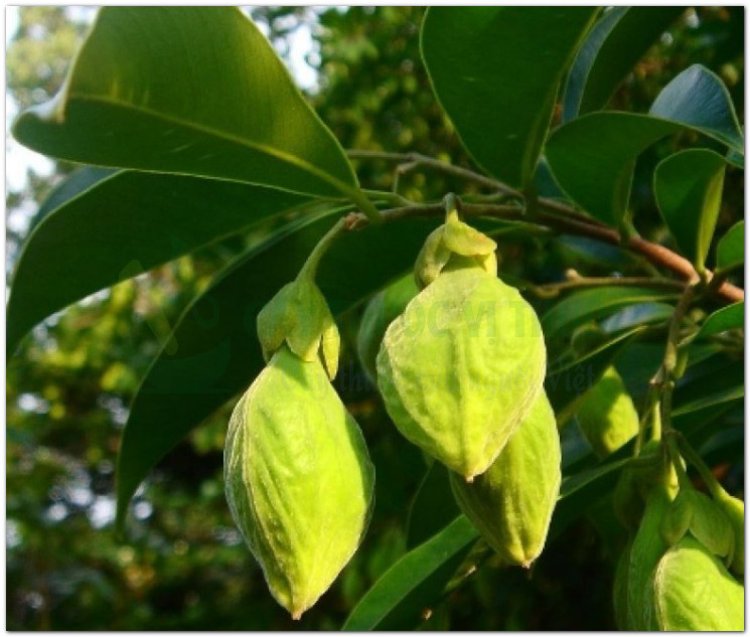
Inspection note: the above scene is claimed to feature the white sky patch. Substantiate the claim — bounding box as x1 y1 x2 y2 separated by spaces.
88 495 116 529
288 24 318 92
6 8 56 193
6 6 19 45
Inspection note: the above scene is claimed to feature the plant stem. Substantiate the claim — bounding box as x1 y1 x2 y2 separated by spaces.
297 216 349 281
347 149 744 304
662 281 699 380
665 433 691 490
675 432 726 499
642 278 700 461
703 263 743 300
634 381 663 455
527 275 684 299
360 188 412 206
349 188 384 224
346 149 516 194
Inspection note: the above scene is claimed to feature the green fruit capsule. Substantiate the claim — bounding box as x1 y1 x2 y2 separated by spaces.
715 492 745 577
653 537 744 631
224 346 375 619
576 366 639 458
449 390 561 567
660 488 734 561
377 266 546 480
626 483 673 630
356 274 419 384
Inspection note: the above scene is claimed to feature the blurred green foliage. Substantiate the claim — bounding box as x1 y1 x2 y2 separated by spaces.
6 6 744 630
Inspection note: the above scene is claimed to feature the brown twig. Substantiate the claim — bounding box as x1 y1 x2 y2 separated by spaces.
346 150 745 304
527 275 685 299
347 149 513 193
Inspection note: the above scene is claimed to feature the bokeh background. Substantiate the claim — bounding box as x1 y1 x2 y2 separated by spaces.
6 6 744 630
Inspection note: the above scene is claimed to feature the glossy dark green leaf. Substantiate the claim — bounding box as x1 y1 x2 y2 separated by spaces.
117 214 442 525
700 424 744 468
342 516 478 631
563 7 683 120
556 235 637 270
716 221 744 271
549 457 631 537
541 286 676 341
347 430 635 630
547 65 743 226
600 302 674 334
560 458 630 499
673 357 744 419
697 302 744 339
406 462 459 549
12 7 366 204
421 7 597 187
30 166 116 231
726 147 744 169
673 384 744 419
654 149 726 270
649 64 744 149
546 326 644 414
7 171 310 354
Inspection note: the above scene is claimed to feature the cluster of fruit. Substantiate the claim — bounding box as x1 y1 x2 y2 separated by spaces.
222 207 744 629
612 440 744 630
224 208 560 617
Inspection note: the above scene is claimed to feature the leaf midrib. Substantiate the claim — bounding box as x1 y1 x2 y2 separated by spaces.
59 92 359 199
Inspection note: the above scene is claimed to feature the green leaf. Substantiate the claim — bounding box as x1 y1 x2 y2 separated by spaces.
541 286 677 341
673 384 744 420
563 7 683 120
673 357 744 419
546 327 645 414
406 462 459 549
650 65 744 150
600 302 675 334
342 516 478 631
726 147 745 169
654 149 726 270
547 65 743 226
549 457 631 537
346 440 634 630
672 385 745 419
117 214 442 525
12 7 362 202
697 302 744 339
7 171 310 354
561 457 631 498
717 221 744 271
421 7 597 187
29 166 116 232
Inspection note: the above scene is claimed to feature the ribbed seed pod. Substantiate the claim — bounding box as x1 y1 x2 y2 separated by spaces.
626 483 673 630
377 266 546 479
652 537 744 630
613 440 664 530
715 491 745 577
449 390 561 567
576 366 639 458
224 346 375 619
660 488 734 562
